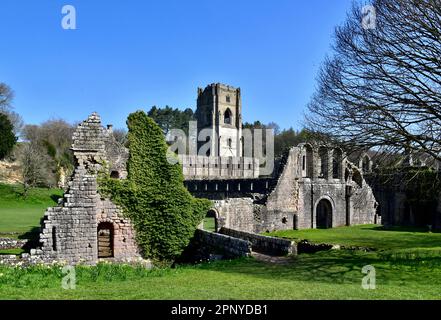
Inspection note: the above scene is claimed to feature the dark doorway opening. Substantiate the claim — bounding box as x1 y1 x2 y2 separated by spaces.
97 222 114 258
316 199 333 229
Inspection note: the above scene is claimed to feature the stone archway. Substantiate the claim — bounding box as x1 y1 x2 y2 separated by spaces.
97 222 114 258
203 209 219 232
316 199 333 229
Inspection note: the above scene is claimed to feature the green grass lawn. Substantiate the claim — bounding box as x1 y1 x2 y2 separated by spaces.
1 183 441 299
0 184 63 237
1 250 441 299
267 224 441 251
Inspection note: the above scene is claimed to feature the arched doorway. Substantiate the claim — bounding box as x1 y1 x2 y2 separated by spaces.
316 199 333 229
203 209 218 232
97 222 114 258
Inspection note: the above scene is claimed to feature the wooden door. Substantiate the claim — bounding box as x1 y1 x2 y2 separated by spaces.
98 223 113 258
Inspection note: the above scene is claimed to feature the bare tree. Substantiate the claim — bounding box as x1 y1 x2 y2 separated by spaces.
306 0 441 162
0 82 23 135
18 143 56 196
112 128 128 145
22 119 75 187
0 83 13 109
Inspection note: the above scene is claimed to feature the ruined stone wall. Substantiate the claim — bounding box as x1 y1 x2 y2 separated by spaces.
31 113 140 265
261 148 301 231
350 183 378 225
212 198 256 233
96 199 140 260
219 228 296 256
181 229 252 262
187 145 378 233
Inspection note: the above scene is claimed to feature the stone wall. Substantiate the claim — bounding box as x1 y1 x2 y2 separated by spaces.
369 172 441 228
187 145 378 233
219 228 296 256
0 238 28 250
29 113 141 265
180 229 252 262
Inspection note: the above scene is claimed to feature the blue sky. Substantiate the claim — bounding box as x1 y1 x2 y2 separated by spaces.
0 0 353 131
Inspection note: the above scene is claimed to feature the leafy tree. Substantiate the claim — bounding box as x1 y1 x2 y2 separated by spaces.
244 121 313 157
0 113 17 159
147 106 195 136
274 128 312 158
99 111 210 263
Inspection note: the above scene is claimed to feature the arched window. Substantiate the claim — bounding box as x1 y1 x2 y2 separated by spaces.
318 147 329 179
224 108 232 125
227 138 232 148
332 149 343 179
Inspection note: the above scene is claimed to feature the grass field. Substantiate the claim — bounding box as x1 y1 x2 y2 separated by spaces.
1 249 441 299
0 184 63 237
267 224 441 250
1 183 441 299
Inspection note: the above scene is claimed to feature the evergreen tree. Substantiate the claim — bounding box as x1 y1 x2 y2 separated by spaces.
0 113 17 159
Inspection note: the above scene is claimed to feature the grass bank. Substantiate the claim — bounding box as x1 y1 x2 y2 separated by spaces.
0 183 63 237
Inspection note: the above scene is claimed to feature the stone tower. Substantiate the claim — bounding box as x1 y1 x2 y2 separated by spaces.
195 83 243 157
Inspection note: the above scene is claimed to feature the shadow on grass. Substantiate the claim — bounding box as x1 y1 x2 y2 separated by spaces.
50 194 63 203
193 251 382 285
18 226 41 252
369 225 437 233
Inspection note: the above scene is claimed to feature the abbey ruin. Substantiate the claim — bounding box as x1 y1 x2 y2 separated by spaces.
182 83 379 233
1 83 379 266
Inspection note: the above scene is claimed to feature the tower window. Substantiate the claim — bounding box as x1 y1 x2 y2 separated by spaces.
226 95 231 103
224 108 232 124
227 138 232 148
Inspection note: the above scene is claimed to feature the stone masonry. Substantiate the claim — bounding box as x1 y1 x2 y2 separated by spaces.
29 113 141 265
186 144 379 233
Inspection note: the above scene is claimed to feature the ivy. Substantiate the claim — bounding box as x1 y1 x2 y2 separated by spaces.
99 111 211 263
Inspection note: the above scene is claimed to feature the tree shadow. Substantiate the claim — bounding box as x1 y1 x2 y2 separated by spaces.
195 251 382 285
370 225 439 233
18 226 41 252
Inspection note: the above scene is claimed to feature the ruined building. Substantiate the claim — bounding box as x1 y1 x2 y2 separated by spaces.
29 113 141 265
182 83 379 233
21 83 378 265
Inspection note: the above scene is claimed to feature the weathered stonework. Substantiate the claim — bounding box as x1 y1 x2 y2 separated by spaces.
186 144 379 233
0 238 28 250
180 229 252 262
219 228 296 256
28 113 141 265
